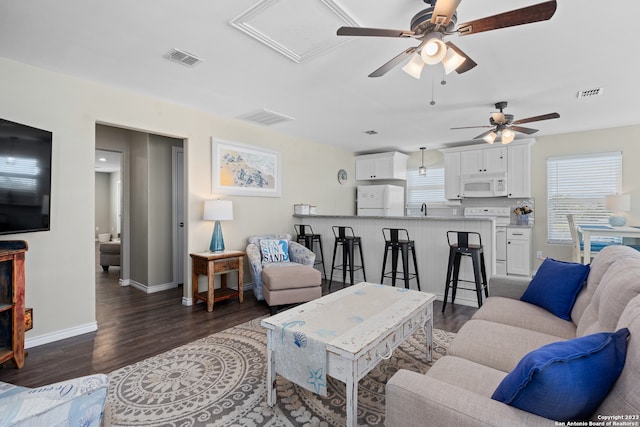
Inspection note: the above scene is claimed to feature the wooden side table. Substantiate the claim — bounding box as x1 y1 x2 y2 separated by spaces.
190 250 245 312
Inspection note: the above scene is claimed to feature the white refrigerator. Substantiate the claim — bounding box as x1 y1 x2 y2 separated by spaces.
357 185 405 216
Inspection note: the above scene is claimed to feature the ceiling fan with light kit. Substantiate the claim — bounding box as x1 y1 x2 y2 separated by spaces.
452 101 560 144
336 0 557 78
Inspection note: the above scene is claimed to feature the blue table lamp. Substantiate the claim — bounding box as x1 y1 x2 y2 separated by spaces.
605 194 630 226
203 200 233 252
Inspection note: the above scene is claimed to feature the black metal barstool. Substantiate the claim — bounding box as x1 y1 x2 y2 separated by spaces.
329 226 366 289
380 228 421 290
442 231 488 312
294 224 326 279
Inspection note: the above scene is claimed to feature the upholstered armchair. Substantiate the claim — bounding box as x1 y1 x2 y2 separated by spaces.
246 234 321 312
0 374 109 426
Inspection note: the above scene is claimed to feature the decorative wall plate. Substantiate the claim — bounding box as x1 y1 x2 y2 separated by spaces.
337 169 348 185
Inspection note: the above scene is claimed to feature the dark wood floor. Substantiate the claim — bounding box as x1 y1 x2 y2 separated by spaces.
0 248 477 388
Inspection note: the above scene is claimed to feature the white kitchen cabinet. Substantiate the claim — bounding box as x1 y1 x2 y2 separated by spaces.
507 143 532 198
460 147 507 175
443 151 462 199
355 152 409 180
506 227 531 276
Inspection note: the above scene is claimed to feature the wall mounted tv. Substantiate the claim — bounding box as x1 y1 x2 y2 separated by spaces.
0 118 52 235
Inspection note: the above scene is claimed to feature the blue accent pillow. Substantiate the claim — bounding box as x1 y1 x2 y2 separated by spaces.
260 239 290 263
520 258 590 321
492 328 630 421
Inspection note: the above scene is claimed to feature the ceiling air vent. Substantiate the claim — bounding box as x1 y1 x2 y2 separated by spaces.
165 48 203 67
238 109 295 126
577 87 603 99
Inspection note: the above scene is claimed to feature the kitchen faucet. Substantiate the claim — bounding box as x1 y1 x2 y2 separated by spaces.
421 202 428 217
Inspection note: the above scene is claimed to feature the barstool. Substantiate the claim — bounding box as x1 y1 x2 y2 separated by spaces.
442 231 488 312
329 226 366 289
380 228 421 290
294 224 326 279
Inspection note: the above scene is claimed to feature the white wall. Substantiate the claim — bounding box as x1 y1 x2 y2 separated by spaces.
0 57 357 345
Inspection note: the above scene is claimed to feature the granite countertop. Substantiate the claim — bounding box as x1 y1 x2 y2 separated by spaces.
293 214 494 221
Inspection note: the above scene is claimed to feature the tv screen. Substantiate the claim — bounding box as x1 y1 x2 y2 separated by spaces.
0 118 52 235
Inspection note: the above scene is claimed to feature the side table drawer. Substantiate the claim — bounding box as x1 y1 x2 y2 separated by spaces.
214 258 239 271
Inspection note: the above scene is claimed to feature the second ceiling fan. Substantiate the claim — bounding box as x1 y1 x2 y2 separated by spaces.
451 101 560 144
337 0 557 78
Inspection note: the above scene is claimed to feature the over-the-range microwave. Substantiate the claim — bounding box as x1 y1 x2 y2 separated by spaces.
461 173 508 197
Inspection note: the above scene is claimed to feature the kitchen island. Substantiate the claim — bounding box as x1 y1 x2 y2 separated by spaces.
293 214 496 307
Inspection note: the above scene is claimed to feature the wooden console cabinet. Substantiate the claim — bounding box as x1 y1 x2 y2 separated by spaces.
0 240 28 368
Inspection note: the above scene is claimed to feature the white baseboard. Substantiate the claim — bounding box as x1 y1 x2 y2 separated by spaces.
129 280 177 294
182 297 192 306
119 278 129 286
25 321 98 349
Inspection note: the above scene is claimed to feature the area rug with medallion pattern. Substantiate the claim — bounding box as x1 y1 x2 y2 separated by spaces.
105 316 454 426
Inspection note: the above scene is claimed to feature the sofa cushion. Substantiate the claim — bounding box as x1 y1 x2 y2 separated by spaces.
448 319 565 373
491 328 630 421
260 239 290 263
520 258 589 321
262 264 321 291
472 297 577 339
577 255 640 337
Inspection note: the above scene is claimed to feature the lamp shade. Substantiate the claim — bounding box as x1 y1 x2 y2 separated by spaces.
402 54 425 79
442 47 466 74
501 128 515 144
605 194 630 212
420 34 447 65
203 200 233 221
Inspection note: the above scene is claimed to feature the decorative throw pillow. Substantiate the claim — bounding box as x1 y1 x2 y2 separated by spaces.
520 258 590 320
492 328 630 421
260 239 289 263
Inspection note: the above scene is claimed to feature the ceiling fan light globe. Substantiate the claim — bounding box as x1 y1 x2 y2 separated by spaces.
491 112 505 123
402 54 425 79
483 131 497 144
501 128 515 144
420 35 447 65
442 47 466 74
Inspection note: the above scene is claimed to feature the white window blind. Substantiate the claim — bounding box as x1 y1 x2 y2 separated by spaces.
547 152 622 244
407 167 446 207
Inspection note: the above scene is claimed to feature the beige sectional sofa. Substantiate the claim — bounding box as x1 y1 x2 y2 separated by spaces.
386 245 640 426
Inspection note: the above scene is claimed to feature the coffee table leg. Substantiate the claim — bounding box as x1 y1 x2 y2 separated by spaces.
424 316 433 363
346 364 358 427
266 330 277 406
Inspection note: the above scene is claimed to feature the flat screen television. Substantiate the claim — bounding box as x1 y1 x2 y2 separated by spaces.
0 118 52 235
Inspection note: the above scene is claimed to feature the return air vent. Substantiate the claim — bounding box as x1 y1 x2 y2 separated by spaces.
577 87 603 99
238 109 295 126
165 48 203 67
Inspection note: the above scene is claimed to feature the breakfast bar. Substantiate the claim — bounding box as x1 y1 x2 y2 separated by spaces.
294 214 495 306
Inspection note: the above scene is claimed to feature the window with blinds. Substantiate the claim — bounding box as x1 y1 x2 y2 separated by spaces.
547 152 622 244
407 167 446 208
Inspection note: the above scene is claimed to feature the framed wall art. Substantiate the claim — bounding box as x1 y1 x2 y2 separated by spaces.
212 139 281 197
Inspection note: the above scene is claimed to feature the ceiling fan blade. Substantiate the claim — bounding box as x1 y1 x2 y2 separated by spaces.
474 130 495 140
451 125 493 130
431 0 462 26
337 26 415 38
444 42 477 74
368 47 417 78
512 112 560 125
457 0 557 36
510 125 539 135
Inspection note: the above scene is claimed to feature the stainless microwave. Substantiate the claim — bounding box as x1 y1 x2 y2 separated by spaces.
461 173 508 197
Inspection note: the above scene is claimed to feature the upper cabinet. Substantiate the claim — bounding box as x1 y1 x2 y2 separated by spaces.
443 151 462 200
440 139 533 199
460 147 507 175
355 152 409 181
506 143 531 198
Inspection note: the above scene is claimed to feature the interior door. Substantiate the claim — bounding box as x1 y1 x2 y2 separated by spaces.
172 146 185 285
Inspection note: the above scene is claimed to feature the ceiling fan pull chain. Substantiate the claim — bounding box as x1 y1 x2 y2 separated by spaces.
430 75 436 106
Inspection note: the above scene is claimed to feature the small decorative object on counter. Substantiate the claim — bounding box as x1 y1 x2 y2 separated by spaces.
294 204 310 215
514 205 533 225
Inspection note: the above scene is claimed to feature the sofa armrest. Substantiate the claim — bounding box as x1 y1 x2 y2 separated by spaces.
0 374 109 427
288 241 316 266
386 370 549 427
488 274 531 300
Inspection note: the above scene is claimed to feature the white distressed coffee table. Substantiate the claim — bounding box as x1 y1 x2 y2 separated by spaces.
261 281 435 427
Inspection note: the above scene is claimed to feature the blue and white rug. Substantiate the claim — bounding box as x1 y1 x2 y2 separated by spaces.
106 317 454 426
